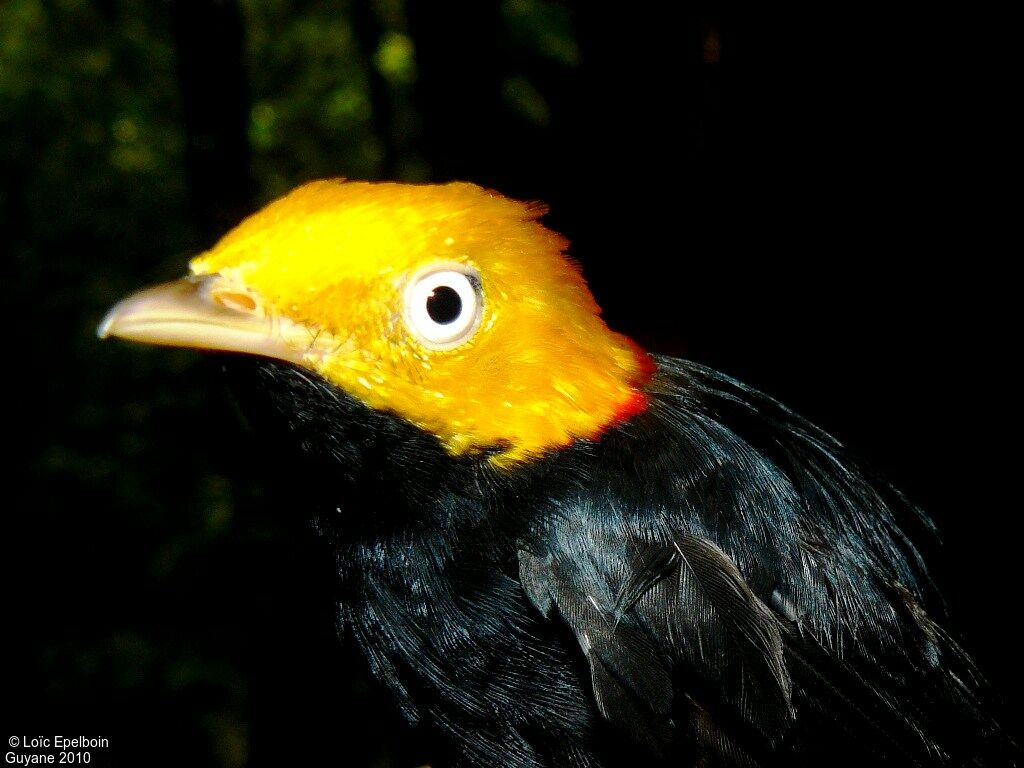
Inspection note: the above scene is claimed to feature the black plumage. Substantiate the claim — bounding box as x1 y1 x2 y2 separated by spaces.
223 354 1016 767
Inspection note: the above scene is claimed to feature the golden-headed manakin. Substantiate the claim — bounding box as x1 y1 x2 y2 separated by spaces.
100 180 1015 767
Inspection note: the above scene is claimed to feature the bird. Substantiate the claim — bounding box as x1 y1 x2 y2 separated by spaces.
99 179 1015 767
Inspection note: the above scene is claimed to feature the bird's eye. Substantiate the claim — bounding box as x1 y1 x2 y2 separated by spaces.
405 268 482 349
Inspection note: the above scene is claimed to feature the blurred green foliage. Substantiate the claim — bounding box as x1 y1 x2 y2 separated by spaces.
242 0 390 191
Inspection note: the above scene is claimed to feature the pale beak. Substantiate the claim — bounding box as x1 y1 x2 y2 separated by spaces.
97 275 309 365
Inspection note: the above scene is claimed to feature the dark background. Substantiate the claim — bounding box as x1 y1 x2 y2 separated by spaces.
3 1 1018 765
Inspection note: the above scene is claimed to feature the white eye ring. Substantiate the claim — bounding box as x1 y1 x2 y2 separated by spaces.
404 267 482 349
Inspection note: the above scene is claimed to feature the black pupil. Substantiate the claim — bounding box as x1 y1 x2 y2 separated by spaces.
426 285 463 325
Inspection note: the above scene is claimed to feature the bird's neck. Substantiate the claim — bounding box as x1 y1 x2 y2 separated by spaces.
221 356 533 538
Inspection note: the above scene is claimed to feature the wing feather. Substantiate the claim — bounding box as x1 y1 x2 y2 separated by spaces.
515 357 1016 765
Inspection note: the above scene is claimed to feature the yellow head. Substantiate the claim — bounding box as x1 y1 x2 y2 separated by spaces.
100 179 652 464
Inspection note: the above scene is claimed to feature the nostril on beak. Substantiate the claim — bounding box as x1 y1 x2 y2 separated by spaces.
212 291 258 312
